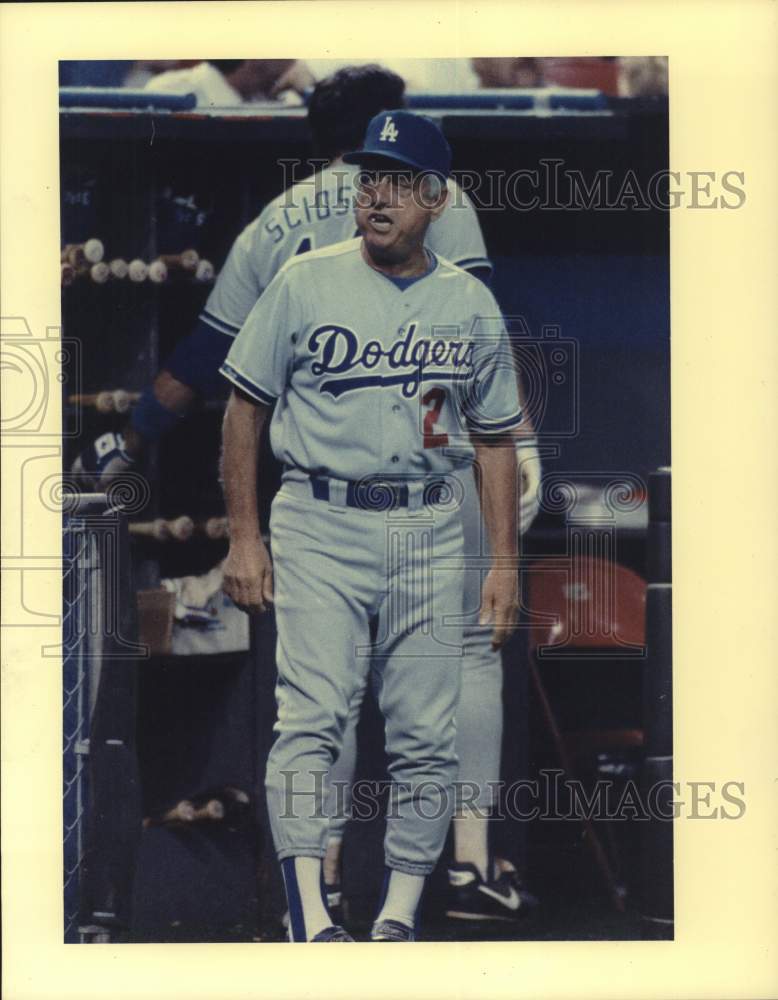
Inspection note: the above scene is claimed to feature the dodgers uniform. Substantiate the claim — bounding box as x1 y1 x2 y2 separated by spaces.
196 159 538 855
194 161 521 826
220 238 523 875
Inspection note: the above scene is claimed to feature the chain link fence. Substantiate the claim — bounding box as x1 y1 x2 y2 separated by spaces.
62 493 143 942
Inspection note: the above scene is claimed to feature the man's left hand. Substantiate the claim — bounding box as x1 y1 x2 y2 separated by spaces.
479 567 520 650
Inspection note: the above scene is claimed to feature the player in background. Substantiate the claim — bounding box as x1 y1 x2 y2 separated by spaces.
72 65 490 484
72 64 541 925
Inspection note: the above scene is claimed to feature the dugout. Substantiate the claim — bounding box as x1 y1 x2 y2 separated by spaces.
60 93 670 941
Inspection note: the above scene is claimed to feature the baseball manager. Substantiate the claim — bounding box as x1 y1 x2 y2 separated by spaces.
221 111 523 942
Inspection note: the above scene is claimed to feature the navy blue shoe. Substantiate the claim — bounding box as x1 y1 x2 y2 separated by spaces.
371 919 415 942
310 925 354 942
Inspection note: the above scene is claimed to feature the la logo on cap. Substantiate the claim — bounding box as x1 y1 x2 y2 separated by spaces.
379 116 399 143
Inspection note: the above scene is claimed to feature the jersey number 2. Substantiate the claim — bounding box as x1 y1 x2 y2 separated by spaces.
422 389 449 448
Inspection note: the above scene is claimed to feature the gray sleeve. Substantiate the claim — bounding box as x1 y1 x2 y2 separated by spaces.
219 266 300 404
462 293 522 433
200 214 279 336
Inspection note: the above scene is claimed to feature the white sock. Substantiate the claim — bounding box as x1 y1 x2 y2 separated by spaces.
281 857 332 941
376 870 425 930
323 834 343 887
453 813 491 881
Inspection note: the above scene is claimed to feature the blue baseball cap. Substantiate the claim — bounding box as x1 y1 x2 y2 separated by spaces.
343 109 452 179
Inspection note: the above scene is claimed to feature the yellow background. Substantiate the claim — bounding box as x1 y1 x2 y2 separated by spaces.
1 2 776 997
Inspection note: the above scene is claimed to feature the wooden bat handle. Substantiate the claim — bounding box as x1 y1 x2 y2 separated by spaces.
147 260 168 284
129 519 168 540
159 249 199 272
68 390 140 414
195 259 215 283
129 516 194 542
62 262 110 284
128 259 148 282
111 389 141 414
109 258 129 279
203 516 229 540
190 799 225 822
142 799 195 828
61 238 104 267
168 516 195 541
68 391 110 413
165 800 195 822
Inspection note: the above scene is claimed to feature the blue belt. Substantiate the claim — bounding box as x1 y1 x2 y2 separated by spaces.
309 475 449 511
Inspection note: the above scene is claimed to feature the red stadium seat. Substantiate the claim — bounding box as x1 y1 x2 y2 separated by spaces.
526 555 645 652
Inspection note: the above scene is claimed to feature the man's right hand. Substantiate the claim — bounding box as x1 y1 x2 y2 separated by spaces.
222 537 274 615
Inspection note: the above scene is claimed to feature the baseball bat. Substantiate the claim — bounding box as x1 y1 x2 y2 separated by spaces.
66 261 111 284
61 238 105 267
147 259 168 284
222 786 250 804
128 259 148 282
88 261 111 284
109 258 129 280
189 799 225 822
202 516 229 540
195 785 250 804
68 390 140 414
194 259 215 283
159 249 199 273
191 787 250 828
62 262 110 285
109 389 137 414
142 799 196 828
129 516 195 542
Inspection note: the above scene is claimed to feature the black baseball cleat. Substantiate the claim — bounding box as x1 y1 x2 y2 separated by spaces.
370 919 416 942
445 863 540 922
310 925 355 942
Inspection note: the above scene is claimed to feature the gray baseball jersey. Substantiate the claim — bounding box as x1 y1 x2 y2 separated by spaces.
231 233 521 879
201 162 491 338
220 238 522 481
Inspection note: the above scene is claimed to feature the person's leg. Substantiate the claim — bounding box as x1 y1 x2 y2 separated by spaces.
452 626 503 881
449 463 501 880
266 490 381 941
322 675 367 916
371 504 465 938
445 456 541 921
